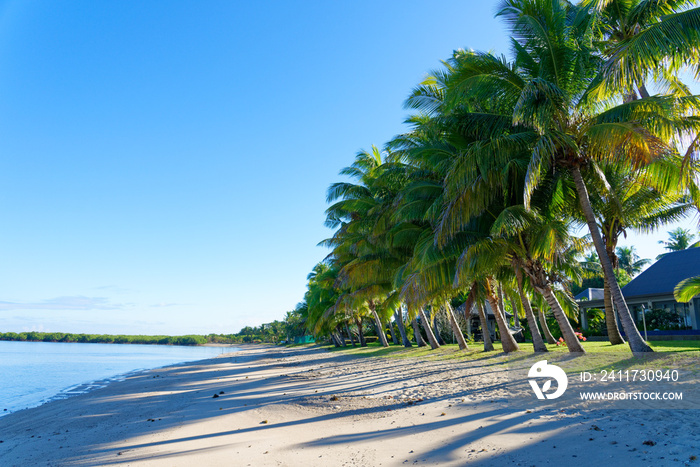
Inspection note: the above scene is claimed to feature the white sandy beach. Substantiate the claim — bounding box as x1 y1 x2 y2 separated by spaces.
1 344 699 466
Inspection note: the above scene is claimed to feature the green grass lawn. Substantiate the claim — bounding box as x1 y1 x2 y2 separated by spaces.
321 339 700 374
326 339 700 356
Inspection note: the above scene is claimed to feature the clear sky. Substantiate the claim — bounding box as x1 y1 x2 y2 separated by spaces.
0 1 697 335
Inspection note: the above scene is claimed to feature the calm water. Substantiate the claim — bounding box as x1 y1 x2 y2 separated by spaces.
0 340 238 416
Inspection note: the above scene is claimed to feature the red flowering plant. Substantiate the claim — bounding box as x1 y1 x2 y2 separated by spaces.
555 332 587 347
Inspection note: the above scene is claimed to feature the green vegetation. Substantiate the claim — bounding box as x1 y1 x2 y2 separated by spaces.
235 314 307 343
324 340 700 359
0 332 210 346
323 340 700 376
0 311 309 346
0 321 305 346
285 0 700 356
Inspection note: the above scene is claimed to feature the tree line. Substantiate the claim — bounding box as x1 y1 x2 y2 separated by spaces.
0 317 306 346
289 0 700 355
0 332 209 346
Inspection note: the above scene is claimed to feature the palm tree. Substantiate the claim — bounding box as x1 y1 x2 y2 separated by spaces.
675 275 700 302
659 227 697 253
513 264 548 352
401 40 586 352
387 163 471 350
482 0 700 353
304 262 348 344
396 236 470 350
303 0 699 357
580 252 602 277
323 146 413 348
582 157 692 344
583 0 700 106
616 246 650 276
532 292 558 344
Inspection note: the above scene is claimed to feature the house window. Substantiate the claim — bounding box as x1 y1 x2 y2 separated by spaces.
674 302 691 328
632 305 643 323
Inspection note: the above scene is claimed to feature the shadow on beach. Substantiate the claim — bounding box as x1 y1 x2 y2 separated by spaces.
1 344 698 466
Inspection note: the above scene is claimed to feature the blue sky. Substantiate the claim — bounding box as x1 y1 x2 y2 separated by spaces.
0 1 697 335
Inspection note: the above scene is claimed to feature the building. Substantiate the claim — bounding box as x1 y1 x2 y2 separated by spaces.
577 248 700 334
455 302 517 342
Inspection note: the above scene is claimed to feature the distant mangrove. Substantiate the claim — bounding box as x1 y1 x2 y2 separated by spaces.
0 332 220 346
0 319 300 346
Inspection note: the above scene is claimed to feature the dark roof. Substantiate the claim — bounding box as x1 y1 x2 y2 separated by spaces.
621 247 700 297
574 288 604 301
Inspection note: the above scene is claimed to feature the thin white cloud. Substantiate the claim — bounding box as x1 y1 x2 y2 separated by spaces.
150 303 180 308
0 296 123 311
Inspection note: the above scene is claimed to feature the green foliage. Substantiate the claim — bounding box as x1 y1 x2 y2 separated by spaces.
641 308 691 331
658 228 697 257
585 308 607 335
675 275 700 303
571 265 631 296
0 332 210 346
290 0 700 353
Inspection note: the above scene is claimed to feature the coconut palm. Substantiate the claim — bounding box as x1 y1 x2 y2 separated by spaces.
402 43 585 352
675 275 700 302
302 0 699 357
476 0 700 353
659 227 697 252
584 0 700 105
582 157 693 343
323 146 403 347
304 262 347 344
616 246 650 276
386 144 472 350
397 236 470 350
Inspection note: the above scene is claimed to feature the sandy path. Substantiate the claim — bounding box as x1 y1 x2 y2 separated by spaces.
0 344 698 466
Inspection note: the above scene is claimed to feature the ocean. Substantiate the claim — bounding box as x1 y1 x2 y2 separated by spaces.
0 340 237 416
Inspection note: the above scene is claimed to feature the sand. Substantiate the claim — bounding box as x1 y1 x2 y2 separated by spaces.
1 344 699 466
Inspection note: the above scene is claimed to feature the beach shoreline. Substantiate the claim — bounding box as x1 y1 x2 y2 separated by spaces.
0 341 236 419
1 344 698 466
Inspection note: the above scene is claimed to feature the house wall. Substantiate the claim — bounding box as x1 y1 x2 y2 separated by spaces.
577 294 700 331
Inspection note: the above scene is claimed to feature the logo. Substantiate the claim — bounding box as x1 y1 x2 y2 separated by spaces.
528 360 568 400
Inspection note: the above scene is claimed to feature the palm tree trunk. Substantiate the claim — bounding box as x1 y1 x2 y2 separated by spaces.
477 301 494 351
412 317 426 347
637 83 650 99
338 326 347 347
368 302 389 347
464 283 478 340
603 274 625 345
571 166 652 353
539 285 585 353
509 294 519 328
345 323 356 347
418 308 440 349
432 310 446 345
538 308 557 344
498 284 507 324
395 309 411 347
486 280 519 353
463 286 476 323
537 308 557 344
388 317 399 345
515 266 547 352
356 317 367 347
445 303 469 350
